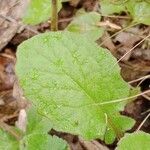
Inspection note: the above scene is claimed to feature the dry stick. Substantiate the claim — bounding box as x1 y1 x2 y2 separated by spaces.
141 109 150 115
137 75 150 87
128 74 150 84
111 34 150 68
142 94 150 101
51 0 58 31
101 14 131 19
136 112 150 131
0 121 21 140
99 22 138 46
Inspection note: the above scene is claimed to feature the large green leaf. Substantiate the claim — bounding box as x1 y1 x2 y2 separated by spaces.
116 131 150 150
0 108 67 150
16 31 135 143
67 10 104 41
23 0 62 25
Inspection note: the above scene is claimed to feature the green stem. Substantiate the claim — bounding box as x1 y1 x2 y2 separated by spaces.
51 0 58 31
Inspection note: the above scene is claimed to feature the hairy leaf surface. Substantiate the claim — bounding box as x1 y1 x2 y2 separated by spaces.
16 31 135 143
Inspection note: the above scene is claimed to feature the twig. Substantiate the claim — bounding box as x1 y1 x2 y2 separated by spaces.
0 121 21 140
102 14 131 19
99 22 138 46
51 0 58 31
137 74 150 87
128 74 150 84
0 111 18 122
136 113 150 131
0 53 15 60
111 34 150 68
142 94 150 101
141 109 150 115
96 20 121 30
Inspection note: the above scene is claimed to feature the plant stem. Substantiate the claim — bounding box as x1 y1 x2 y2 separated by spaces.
51 0 58 31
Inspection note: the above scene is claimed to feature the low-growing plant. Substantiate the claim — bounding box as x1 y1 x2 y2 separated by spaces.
116 131 150 150
1 0 150 149
100 0 150 25
16 31 136 144
0 108 67 149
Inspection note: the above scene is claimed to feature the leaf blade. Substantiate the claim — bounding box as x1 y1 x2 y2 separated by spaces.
23 0 62 25
16 31 134 142
116 131 150 150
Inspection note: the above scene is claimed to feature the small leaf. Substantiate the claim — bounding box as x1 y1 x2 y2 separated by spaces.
20 108 68 150
16 31 135 143
116 131 150 150
104 115 135 144
100 0 125 15
100 0 150 25
23 0 62 25
20 134 67 150
0 108 68 150
67 10 104 40
26 108 52 134
126 1 150 25
0 129 19 150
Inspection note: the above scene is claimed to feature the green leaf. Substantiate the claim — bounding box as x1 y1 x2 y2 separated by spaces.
104 115 135 144
0 129 19 150
100 0 150 25
126 1 150 25
20 134 67 150
25 108 52 134
67 10 104 41
16 31 135 143
21 108 68 150
100 1 125 15
0 108 68 150
116 131 150 150
23 0 62 25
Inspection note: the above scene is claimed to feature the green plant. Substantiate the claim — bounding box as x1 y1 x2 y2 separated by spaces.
1 0 150 149
0 108 67 150
16 31 136 144
66 10 104 41
100 0 150 25
24 0 150 26
116 131 150 150
23 0 62 25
